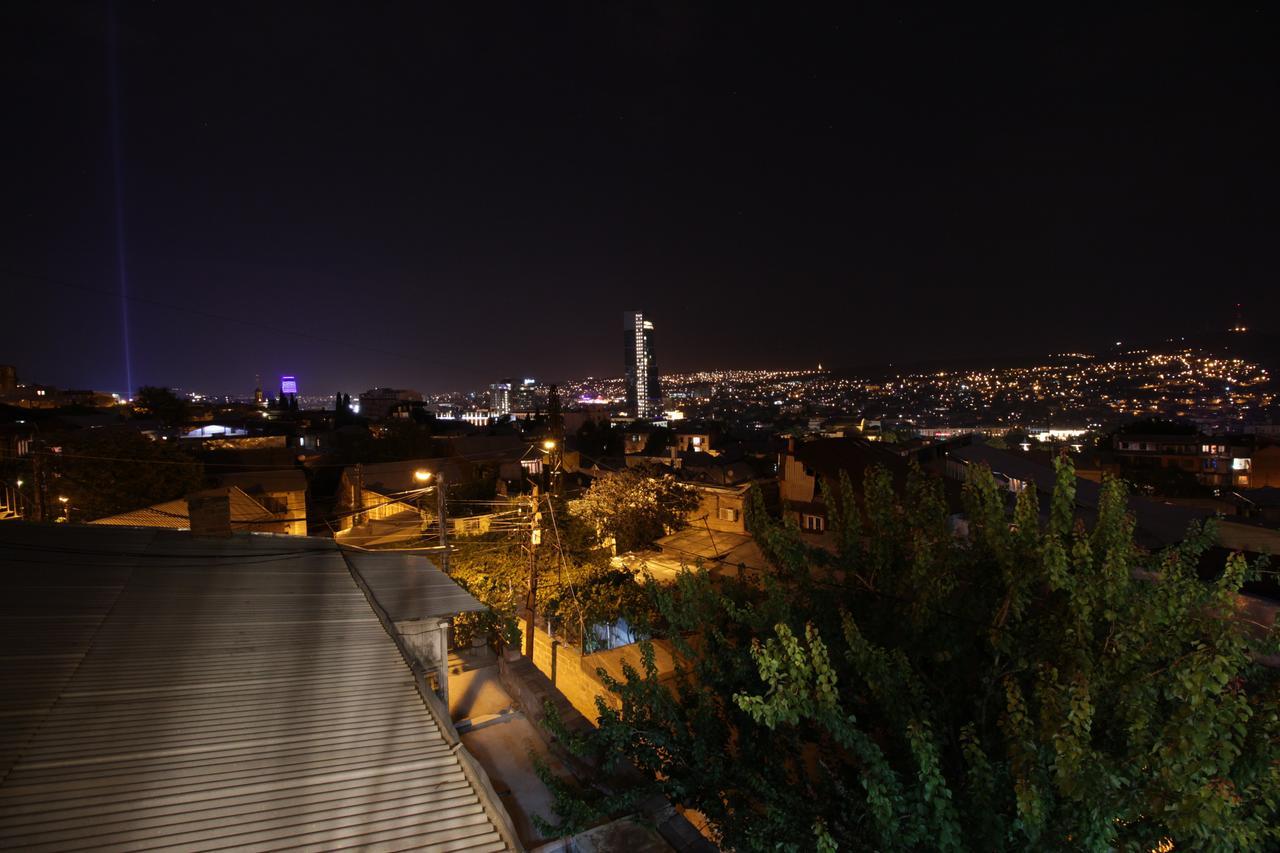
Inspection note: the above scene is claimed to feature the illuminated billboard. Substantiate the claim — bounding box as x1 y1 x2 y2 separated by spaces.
280 375 298 395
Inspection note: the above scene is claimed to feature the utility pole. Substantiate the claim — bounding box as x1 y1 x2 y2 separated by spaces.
31 449 45 523
436 471 449 573
352 463 364 527
523 487 541 657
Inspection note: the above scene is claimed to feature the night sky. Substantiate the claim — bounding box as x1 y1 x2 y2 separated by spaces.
4 3 1277 396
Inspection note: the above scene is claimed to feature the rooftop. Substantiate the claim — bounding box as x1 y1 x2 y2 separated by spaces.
0 523 514 851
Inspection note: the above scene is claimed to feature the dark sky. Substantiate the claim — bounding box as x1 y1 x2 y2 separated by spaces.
4 3 1277 396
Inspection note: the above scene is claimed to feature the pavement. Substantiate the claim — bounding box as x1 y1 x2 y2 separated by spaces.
449 646 574 849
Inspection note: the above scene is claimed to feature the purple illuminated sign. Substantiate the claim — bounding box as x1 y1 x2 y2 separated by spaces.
280 375 298 395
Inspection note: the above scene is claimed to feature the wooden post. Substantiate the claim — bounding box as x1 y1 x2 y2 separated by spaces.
436 472 449 573
524 489 540 657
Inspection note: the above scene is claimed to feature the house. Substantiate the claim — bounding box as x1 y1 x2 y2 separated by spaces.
685 478 776 535
1111 430 1254 490
675 426 718 455
90 486 287 533
777 436 909 537
210 468 309 536
1252 444 1280 488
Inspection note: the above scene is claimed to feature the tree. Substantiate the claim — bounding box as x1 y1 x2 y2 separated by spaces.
445 494 648 649
641 426 675 455
569 465 699 552
576 420 624 458
52 429 205 521
131 386 188 426
545 459 1280 851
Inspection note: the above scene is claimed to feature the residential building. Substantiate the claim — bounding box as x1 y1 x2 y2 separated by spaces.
777 436 908 537
1110 431 1254 489
1253 445 1280 489
489 382 511 416
359 387 424 420
623 310 661 419
89 486 290 533
676 428 716 454
210 469 309 536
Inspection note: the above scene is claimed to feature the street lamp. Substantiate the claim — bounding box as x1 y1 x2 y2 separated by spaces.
57 495 69 523
540 439 559 494
413 470 433 532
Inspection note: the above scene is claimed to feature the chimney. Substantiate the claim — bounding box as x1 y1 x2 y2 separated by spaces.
187 489 233 538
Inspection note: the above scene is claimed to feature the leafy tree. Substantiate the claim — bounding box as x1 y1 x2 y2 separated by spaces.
131 386 188 426
445 495 648 649
642 426 675 455
569 465 699 552
575 420 624 458
52 429 205 521
544 459 1280 851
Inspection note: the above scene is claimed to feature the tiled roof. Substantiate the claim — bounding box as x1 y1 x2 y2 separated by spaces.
88 487 277 529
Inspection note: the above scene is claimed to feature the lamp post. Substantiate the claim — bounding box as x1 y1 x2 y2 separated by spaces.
413 468 447 571
435 472 449 573
413 469 432 532
541 438 558 494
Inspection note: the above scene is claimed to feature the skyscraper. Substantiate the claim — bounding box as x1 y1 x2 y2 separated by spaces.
623 311 661 419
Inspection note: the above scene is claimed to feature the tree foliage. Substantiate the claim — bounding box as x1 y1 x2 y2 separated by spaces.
446 496 652 650
568 465 699 552
54 429 205 521
130 386 188 426
547 459 1280 851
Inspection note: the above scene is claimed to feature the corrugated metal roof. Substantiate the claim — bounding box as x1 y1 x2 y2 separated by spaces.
344 550 487 622
0 523 514 851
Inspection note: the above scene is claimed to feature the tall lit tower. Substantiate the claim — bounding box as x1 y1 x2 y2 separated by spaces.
624 311 661 419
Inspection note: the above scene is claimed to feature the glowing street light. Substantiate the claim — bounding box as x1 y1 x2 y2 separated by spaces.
541 439 557 451
413 469 433 484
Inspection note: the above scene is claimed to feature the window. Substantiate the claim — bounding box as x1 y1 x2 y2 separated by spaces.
718 507 739 522
802 513 825 532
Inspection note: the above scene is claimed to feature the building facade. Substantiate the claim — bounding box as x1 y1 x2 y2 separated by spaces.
358 387 424 420
623 310 661 419
489 382 511 416
1110 432 1254 489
